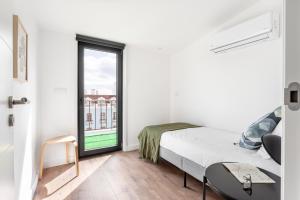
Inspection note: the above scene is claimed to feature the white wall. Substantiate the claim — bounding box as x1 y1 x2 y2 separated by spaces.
124 46 170 150
38 30 170 167
169 0 283 133
38 31 77 167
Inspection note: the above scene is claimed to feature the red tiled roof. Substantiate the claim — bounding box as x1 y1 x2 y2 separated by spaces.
84 94 116 101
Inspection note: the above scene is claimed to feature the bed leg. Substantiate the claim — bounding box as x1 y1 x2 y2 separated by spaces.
184 172 187 188
203 176 207 200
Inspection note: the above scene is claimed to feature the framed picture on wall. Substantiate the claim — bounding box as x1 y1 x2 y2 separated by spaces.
13 15 28 82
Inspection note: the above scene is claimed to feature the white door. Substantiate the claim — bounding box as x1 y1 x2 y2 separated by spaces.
283 0 300 199
0 2 14 199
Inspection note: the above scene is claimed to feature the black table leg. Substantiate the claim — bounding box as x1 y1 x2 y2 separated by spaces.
184 172 187 188
203 176 207 200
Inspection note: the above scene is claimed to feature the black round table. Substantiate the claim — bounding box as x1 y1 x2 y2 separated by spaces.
203 163 280 200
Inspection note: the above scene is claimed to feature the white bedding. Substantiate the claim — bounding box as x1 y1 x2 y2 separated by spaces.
160 127 281 176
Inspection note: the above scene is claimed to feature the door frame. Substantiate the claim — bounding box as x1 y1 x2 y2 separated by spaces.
76 34 125 158
282 0 300 199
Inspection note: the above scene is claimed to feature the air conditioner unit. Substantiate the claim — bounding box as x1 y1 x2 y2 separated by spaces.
210 12 280 54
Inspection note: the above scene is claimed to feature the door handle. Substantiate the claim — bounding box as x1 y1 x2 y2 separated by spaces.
8 96 30 108
80 97 84 105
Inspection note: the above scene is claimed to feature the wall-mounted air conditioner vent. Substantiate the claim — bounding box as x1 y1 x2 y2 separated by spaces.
210 12 280 54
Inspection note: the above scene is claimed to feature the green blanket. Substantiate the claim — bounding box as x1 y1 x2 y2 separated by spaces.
138 122 198 163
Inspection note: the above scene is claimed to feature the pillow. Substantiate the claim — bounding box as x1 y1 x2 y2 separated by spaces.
239 106 281 150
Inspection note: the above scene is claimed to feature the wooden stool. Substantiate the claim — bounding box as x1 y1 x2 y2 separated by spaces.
39 135 79 179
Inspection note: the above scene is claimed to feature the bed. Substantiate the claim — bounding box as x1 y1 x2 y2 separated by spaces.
159 127 281 182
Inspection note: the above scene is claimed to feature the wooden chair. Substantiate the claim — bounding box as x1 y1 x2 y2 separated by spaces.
39 135 79 179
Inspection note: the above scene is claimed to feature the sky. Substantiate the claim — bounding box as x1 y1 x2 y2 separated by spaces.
84 48 116 95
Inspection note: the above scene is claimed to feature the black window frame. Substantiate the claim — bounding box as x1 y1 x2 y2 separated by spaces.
77 34 125 158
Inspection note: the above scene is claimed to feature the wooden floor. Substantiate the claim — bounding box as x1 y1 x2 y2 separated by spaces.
34 150 222 200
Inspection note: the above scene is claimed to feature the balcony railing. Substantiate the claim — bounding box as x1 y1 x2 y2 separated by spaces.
84 95 117 131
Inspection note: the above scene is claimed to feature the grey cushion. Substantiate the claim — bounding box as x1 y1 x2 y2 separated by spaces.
239 107 281 150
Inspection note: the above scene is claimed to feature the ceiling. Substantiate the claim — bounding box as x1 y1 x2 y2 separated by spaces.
17 0 259 54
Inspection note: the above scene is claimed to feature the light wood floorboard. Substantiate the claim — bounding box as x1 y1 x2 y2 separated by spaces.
34 150 222 200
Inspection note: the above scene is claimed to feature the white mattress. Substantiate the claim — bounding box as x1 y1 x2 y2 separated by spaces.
160 127 281 176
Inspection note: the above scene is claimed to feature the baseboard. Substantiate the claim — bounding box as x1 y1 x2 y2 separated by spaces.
30 173 38 199
123 144 138 152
